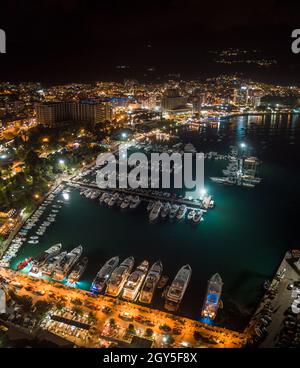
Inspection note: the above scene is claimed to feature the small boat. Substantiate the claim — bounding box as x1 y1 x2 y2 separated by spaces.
16 257 32 271
28 240 39 244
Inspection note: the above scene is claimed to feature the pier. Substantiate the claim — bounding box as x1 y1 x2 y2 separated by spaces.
67 180 213 211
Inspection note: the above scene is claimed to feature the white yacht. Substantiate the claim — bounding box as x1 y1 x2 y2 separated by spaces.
139 261 163 304
106 257 135 297
122 260 149 301
120 196 131 209
161 202 171 219
130 195 141 209
165 264 192 311
52 245 83 281
169 204 179 219
192 210 203 224
176 204 187 220
91 256 119 293
149 201 162 222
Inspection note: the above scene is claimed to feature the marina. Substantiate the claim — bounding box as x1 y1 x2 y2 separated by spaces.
1 114 300 331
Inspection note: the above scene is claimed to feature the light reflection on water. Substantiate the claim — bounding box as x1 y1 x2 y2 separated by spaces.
8 114 300 331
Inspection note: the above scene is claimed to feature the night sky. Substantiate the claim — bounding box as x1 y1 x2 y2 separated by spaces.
0 0 300 84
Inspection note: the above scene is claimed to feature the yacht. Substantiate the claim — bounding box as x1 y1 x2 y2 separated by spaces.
52 245 83 281
30 243 62 274
161 202 171 219
120 196 130 209
139 261 163 304
130 195 141 209
106 256 134 297
187 210 196 221
164 264 192 311
192 210 203 224
201 273 223 320
90 256 119 294
149 201 162 222
169 204 179 219
41 251 67 276
67 256 88 284
108 192 119 207
176 205 187 220
122 260 149 301
100 192 108 203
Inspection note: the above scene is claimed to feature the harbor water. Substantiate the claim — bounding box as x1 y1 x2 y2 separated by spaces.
10 114 300 331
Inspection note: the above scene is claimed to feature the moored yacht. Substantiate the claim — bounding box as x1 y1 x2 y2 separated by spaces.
139 261 163 304
120 196 131 209
41 251 67 277
192 210 203 224
169 204 179 219
67 256 88 284
164 264 192 311
90 256 119 294
108 192 119 207
130 195 141 209
122 260 149 301
106 256 135 297
149 201 162 222
161 202 171 219
52 245 83 281
187 210 196 221
176 204 187 220
29 243 62 274
201 273 223 320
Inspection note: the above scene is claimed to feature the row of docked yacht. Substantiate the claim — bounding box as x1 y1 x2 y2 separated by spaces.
99 191 141 210
0 193 66 267
28 244 87 284
91 256 163 304
80 188 100 200
148 200 203 224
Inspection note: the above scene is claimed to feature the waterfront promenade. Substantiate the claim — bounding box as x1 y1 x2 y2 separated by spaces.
0 268 246 348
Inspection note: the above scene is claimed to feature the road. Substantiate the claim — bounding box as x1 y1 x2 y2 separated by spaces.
0 268 246 348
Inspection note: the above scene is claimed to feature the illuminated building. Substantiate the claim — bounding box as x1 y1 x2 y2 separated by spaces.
36 100 112 127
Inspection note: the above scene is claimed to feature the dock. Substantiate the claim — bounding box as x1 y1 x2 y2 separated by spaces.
67 180 213 210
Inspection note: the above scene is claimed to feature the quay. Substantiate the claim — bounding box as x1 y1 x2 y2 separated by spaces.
68 180 212 210
0 268 246 348
245 250 300 347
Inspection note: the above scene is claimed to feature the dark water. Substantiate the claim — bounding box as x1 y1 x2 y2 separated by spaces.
10 114 300 331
